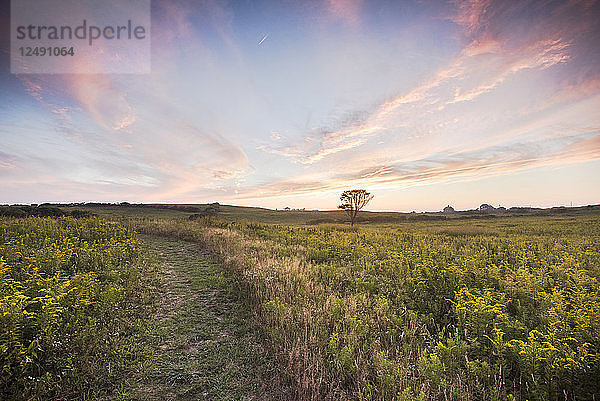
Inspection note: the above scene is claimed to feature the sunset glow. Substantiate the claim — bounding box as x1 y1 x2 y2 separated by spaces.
1 0 599 210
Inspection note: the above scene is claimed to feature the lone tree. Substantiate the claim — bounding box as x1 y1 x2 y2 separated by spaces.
338 189 374 226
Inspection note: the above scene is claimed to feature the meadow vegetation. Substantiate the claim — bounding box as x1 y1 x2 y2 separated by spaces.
0 217 150 399
2 205 599 400
130 214 600 400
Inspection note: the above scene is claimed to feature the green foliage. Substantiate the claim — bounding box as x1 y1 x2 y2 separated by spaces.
0 217 144 399
0 205 92 218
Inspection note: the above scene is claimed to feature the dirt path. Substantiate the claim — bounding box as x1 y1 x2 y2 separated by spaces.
128 235 293 401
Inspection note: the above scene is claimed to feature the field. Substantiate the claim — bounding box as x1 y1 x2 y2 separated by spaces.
122 207 600 400
0 217 150 399
1 206 599 400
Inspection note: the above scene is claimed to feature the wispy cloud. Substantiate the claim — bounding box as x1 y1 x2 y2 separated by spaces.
326 0 363 26
69 75 137 131
450 0 492 36
8 65 251 202
257 0 599 191
449 38 571 104
0 151 17 170
242 127 600 201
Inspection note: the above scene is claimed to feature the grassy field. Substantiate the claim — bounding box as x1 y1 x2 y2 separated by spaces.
123 209 600 401
0 214 294 400
0 217 152 399
2 205 599 400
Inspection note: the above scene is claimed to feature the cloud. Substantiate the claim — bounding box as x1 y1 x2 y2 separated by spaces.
0 151 17 170
9 67 251 202
302 136 369 164
155 1 194 41
449 38 571 104
16 72 135 134
69 75 136 131
450 0 492 36
246 0 600 204
21 78 43 102
259 0 597 172
259 109 382 164
534 75 600 111
326 0 363 26
243 128 600 201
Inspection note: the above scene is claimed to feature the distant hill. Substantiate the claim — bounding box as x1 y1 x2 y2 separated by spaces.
1 201 590 225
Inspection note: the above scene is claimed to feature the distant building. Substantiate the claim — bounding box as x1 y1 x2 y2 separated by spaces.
283 206 291 211
443 205 455 214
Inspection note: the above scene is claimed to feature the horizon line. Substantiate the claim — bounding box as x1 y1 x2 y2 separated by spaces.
2 201 599 214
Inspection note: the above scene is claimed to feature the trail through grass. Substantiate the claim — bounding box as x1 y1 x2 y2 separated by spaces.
129 235 292 400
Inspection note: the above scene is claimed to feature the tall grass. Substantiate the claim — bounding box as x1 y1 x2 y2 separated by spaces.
130 216 600 400
0 217 149 399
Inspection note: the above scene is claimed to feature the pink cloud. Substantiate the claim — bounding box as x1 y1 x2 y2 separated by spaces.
450 38 571 104
275 0 594 168
69 74 136 132
450 0 492 36
235 129 600 201
326 0 363 26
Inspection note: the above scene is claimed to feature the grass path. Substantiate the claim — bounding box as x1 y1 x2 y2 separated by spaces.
128 235 292 401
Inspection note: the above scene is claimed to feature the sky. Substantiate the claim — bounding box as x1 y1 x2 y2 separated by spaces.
0 0 599 211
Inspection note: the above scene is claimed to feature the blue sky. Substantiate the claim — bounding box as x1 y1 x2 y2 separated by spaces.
1 0 599 211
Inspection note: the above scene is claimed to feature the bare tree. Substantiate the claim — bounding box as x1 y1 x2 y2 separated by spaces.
338 189 374 226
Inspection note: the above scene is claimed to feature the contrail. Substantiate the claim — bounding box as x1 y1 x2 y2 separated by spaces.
258 33 269 46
